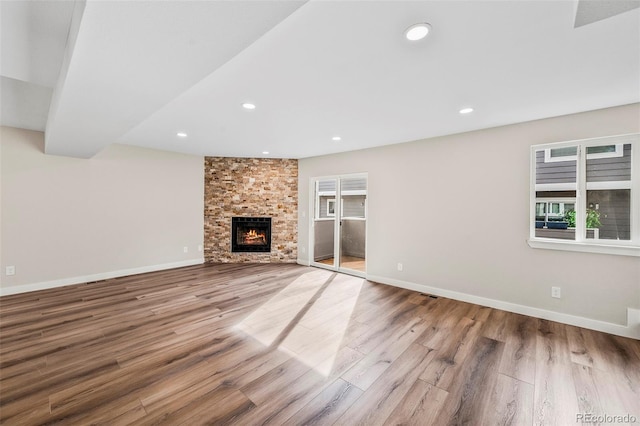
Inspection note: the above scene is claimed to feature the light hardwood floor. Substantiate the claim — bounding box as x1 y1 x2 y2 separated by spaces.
317 256 366 272
1 263 638 425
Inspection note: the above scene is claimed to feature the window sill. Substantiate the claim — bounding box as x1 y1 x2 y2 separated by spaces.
527 238 640 257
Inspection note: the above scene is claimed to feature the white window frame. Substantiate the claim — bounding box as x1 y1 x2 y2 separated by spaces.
544 143 624 163
529 134 640 257
327 199 336 217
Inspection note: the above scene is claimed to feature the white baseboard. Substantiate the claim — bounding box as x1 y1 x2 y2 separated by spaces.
0 258 205 296
367 274 640 340
14 261 632 339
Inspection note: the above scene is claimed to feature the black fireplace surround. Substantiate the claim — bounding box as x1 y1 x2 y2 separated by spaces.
231 217 272 253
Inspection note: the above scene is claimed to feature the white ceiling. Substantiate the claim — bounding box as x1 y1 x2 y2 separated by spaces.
1 0 639 159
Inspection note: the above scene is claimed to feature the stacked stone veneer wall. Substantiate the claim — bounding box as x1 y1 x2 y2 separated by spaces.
204 157 298 263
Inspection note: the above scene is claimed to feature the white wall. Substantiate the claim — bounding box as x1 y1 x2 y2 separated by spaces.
0 126 204 294
298 104 640 338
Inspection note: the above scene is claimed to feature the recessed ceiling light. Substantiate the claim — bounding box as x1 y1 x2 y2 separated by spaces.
176 132 188 138
242 103 256 110
459 107 474 114
405 23 431 41
332 136 342 141
262 151 270 155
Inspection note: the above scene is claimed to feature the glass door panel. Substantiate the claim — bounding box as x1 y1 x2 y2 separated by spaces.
585 143 631 240
313 179 337 268
534 146 577 240
339 177 366 274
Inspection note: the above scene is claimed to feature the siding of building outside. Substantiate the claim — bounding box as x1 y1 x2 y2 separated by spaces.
535 143 631 185
587 189 631 240
319 195 366 218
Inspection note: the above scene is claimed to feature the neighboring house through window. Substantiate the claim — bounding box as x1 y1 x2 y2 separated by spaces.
529 134 639 256
315 178 367 220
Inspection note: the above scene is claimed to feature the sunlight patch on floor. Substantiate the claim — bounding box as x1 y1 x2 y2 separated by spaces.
236 269 364 376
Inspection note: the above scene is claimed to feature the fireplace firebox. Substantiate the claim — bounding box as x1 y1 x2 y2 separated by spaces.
231 217 271 253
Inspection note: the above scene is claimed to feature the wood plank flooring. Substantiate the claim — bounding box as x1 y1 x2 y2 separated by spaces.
317 256 366 272
1 263 639 425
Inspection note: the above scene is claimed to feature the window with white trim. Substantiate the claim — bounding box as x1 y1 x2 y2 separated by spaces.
327 199 336 216
529 134 639 256
544 143 624 162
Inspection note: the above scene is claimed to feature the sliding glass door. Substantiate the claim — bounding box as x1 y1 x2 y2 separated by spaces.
312 178 337 269
311 174 367 276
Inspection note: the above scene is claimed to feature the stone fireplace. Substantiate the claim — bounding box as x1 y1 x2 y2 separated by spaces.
204 157 297 263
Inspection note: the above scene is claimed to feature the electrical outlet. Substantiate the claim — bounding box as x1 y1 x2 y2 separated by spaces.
551 286 561 299
198 245 203 252
6 266 15 276
397 263 403 271
183 246 188 253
